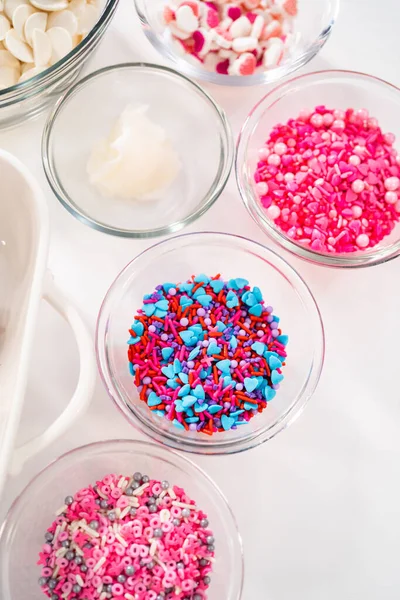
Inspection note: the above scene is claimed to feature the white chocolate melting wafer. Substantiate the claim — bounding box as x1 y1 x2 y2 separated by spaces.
32 27 50 65
5 28 33 61
30 0 68 11
77 2 97 35
4 0 28 20
0 64 18 87
12 4 35 39
0 47 19 66
47 9 77 35
0 14 11 41
18 63 45 81
24 10 47 44
47 25 72 64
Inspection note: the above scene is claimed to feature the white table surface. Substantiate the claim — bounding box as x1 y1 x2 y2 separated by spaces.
1 1 400 598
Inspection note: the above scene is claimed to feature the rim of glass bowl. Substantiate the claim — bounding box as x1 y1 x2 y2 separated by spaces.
0 0 119 107
134 0 340 87
236 69 400 268
95 231 325 455
41 63 234 238
0 439 245 600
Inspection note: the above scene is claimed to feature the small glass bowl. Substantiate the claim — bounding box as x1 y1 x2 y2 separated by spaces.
236 70 400 268
0 439 244 600
0 0 118 129
96 232 325 455
42 63 233 238
134 0 339 87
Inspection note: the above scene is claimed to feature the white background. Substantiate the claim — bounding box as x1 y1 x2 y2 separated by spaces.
1 1 400 598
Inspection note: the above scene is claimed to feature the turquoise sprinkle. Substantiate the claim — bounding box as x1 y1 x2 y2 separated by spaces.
277 334 289 345
166 378 179 389
193 384 205 399
127 336 141 345
194 402 208 412
227 278 239 290
226 290 239 308
129 362 135 375
172 419 185 430
131 320 144 336
177 384 191 397
188 324 202 336
216 359 230 374
244 377 258 393
178 282 194 294
230 409 245 418
251 341 265 355
208 405 223 414
188 346 201 360
154 308 167 318
197 294 212 306
253 286 262 301
147 392 160 407
173 358 181 374
153 409 166 417
142 304 155 317
179 296 193 308
161 365 174 378
222 375 233 388
175 400 185 413
162 282 175 292
216 320 226 332
235 278 249 289
268 355 282 370
207 343 220 356
182 395 197 409
264 386 277 401
271 370 284 385
244 401 256 411
192 286 206 298
194 273 210 284
155 299 169 311
161 347 174 361
229 335 238 349
249 303 262 317
186 417 200 423
209 279 224 293
179 372 189 384
221 414 235 430
179 330 195 345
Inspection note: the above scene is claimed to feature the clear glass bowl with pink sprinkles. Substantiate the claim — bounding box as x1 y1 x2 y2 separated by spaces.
236 70 400 267
134 0 339 86
0 440 243 600
96 232 324 455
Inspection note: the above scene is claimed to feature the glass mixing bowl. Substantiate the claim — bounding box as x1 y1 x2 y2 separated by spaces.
0 439 244 600
96 232 325 455
236 70 400 268
134 0 339 87
42 63 233 237
0 0 118 129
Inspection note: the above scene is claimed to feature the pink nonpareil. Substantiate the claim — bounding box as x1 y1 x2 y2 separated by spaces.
254 106 400 253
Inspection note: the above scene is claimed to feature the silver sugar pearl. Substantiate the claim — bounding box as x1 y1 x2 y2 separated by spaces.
125 565 135 576
125 487 134 496
61 540 70 548
176 561 184 570
117 574 126 583
161 480 169 490
181 508 190 518
89 520 99 530
203 576 211 585
193 595 202 600
100 500 109 509
172 519 180 527
45 532 54 542
133 472 142 482
199 559 208 567
108 512 116 522
148 505 157 513
142 475 150 483
207 545 215 553
153 528 163 538
65 551 75 561
74 556 83 565
72 584 81 593
38 577 48 586
65 496 74 505
51 594 59 600
132 482 140 490
80 565 88 573
147 560 155 569
130 508 137 516
200 518 209 528
206 536 214 545
48 579 57 589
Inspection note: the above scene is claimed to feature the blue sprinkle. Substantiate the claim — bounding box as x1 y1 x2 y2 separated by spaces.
264 386 277 401
188 324 203 336
127 336 141 345
186 417 200 423
208 405 223 414
273 316 280 324
244 377 258 393
177 384 191 397
166 378 179 389
153 409 166 417
142 304 155 317
179 295 193 307
178 282 194 294
209 279 224 293
179 330 195 345
131 320 144 336
253 286 262 301
172 419 185 430
162 282 175 293
216 320 226 332
235 278 249 289
199 369 208 379
197 294 212 307
155 300 169 311
244 401 256 411
227 278 238 290
154 308 167 318
221 414 235 431
268 355 282 370
226 290 239 308
147 392 160 407
128 362 135 376
161 365 174 378
216 359 230 374
194 273 210 284
174 400 185 413
277 334 289 346
192 385 205 400
188 346 201 360
229 335 238 349
161 347 174 361
194 402 208 413
249 303 262 317
222 375 233 388
192 286 206 299
207 343 220 356
182 395 197 409
251 341 265 356
230 409 245 418
179 372 189 384
264 350 280 361
185 408 194 417
271 370 284 385
235 420 248 426
173 358 181 374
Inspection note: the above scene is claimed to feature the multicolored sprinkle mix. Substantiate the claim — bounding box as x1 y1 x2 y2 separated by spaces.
38 473 214 600
127 274 288 434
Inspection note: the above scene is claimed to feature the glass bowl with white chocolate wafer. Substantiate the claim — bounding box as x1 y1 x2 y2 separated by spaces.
0 0 118 128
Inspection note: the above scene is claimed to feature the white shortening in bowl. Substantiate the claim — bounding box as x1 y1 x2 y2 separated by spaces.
0 149 96 498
